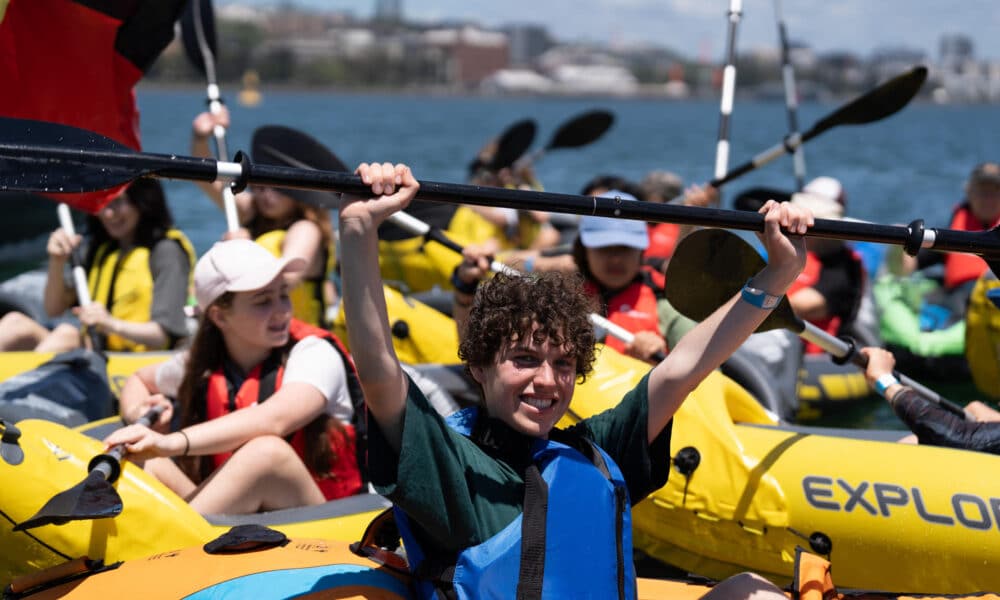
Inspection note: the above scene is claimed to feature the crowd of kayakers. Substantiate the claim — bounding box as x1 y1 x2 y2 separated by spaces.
1 106 998 598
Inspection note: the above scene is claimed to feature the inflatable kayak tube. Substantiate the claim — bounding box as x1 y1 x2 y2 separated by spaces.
559 357 1000 594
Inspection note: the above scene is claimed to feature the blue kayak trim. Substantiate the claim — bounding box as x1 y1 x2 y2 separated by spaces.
182 563 411 599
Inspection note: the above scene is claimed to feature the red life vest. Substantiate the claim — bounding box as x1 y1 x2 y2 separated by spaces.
788 250 864 354
944 205 998 290
645 222 681 260
584 278 664 355
202 320 364 500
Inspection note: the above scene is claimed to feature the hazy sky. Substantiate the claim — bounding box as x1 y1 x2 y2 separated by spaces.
233 1 1000 61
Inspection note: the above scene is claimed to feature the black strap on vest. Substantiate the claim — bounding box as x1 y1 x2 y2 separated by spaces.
516 463 548 600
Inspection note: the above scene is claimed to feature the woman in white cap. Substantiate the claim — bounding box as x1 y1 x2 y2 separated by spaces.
106 239 364 514
191 109 336 327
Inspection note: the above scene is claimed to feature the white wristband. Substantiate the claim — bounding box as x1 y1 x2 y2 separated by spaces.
874 373 900 397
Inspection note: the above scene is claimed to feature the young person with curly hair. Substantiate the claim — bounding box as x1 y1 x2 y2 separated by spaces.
339 162 813 598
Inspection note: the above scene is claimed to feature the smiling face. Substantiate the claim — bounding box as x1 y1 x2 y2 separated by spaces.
470 325 578 438
585 245 643 290
97 191 141 244
209 276 293 356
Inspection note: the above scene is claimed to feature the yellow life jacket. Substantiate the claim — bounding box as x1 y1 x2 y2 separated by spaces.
86 229 196 352
446 206 544 252
965 271 1000 400
255 229 333 328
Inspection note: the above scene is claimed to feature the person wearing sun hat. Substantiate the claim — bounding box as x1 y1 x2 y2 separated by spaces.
190 108 338 328
785 177 866 354
107 238 365 514
565 190 668 363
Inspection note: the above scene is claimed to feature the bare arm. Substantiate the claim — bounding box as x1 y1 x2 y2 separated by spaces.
118 362 174 431
339 163 420 453
788 286 830 321
281 219 325 287
75 306 171 349
645 200 812 443
104 381 327 461
190 109 254 222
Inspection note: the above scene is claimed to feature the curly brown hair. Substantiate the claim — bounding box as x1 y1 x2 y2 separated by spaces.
458 271 598 381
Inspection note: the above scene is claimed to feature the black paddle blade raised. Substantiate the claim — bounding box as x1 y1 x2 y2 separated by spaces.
180 0 218 78
547 109 614 150
13 470 123 531
806 66 927 140
488 119 537 171
665 228 801 334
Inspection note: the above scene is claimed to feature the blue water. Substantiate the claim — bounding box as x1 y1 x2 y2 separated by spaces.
136 88 1000 257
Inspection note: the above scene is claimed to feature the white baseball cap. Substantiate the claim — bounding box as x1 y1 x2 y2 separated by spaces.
194 239 305 310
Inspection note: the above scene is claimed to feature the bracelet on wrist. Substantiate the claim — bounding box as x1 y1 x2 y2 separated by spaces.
178 430 190 457
874 373 900 398
450 266 480 296
739 278 782 310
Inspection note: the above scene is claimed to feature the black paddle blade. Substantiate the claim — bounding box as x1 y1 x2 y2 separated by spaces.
0 117 138 194
547 109 614 150
807 66 927 139
733 187 793 212
665 228 799 333
489 119 537 171
251 124 348 208
180 0 218 78
13 470 123 531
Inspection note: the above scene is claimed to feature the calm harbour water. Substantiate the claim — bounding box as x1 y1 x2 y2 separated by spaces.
13 86 1000 427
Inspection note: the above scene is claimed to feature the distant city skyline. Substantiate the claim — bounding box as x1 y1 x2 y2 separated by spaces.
224 0 1000 62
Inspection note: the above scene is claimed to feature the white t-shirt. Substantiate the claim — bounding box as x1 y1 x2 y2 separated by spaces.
155 336 352 422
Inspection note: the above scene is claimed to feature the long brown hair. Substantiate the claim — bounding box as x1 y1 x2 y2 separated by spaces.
175 291 342 482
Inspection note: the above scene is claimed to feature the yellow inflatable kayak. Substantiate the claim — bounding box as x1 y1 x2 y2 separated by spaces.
9 528 998 599
0 417 391 585
560 348 1000 594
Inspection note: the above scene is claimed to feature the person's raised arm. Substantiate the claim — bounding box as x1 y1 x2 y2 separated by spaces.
190 109 254 223
339 163 419 452
645 200 812 443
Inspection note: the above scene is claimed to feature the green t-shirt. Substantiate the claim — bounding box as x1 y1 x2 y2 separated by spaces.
367 371 672 558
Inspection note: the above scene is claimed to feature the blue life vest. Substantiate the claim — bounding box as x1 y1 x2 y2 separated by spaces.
395 407 637 600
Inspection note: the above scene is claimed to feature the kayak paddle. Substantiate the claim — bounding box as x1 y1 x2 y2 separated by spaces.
709 65 927 189
14 406 165 531
510 109 615 169
664 228 972 420
181 0 240 232
57 204 104 353
469 119 537 175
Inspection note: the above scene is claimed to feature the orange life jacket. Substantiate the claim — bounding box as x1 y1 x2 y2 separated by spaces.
788 249 864 354
202 320 365 500
645 222 681 260
944 204 998 290
585 278 664 355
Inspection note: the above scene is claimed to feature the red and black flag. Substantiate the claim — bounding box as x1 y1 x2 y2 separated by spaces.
0 0 187 213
